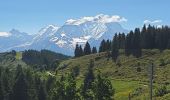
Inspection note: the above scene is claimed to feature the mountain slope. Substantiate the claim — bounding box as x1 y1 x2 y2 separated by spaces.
57 49 170 99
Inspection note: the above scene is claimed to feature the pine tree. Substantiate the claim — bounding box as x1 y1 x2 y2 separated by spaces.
38 82 47 100
79 45 84 56
53 76 66 100
133 28 142 57
93 72 114 100
74 44 80 57
92 47 97 54
81 60 95 99
111 34 119 62
12 69 29 100
84 42 91 55
0 73 4 100
125 31 134 56
99 39 106 52
65 73 79 100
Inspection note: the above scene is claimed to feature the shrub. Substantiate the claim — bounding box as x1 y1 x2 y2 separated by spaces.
154 85 169 97
159 59 166 66
137 67 141 72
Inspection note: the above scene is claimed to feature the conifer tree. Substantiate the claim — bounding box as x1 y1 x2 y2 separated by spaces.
92 47 97 54
99 39 106 52
12 69 29 100
81 60 95 99
111 34 119 62
74 44 80 57
79 45 84 56
38 82 47 100
93 72 114 100
84 42 91 55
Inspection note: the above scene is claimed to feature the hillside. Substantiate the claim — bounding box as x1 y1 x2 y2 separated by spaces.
1 50 170 99
57 49 170 99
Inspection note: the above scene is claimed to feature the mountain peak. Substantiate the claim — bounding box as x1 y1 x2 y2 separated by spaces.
38 25 59 36
65 14 127 25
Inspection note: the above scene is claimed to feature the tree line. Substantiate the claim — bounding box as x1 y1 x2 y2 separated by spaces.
22 49 70 70
75 25 170 59
0 60 114 100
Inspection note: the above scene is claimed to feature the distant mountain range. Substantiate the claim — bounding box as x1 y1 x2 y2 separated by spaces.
0 14 128 55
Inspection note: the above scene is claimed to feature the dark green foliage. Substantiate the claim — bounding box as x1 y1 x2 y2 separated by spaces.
11 50 17 56
0 68 5 100
84 42 91 55
93 72 114 100
137 67 141 72
65 73 79 100
71 66 80 77
53 73 79 100
0 51 116 100
38 82 47 100
159 59 166 66
92 47 97 54
12 69 29 100
99 39 111 52
74 44 84 57
130 87 144 98
81 60 95 99
111 34 119 62
99 39 106 52
133 28 142 58
22 49 69 70
117 33 126 49
79 45 84 56
154 85 169 97
75 44 80 57
125 29 142 57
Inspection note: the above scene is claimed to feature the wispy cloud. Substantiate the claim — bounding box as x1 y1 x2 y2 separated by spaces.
66 14 127 25
143 19 162 24
0 32 10 37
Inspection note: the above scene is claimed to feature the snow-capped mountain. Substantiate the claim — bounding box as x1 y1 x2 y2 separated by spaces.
0 29 34 52
0 14 128 55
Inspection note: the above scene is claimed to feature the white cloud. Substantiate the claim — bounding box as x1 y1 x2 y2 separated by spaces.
66 14 127 25
143 19 162 24
0 32 11 37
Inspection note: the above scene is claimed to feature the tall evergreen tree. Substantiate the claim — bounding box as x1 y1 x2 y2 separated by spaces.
74 44 80 57
84 42 91 55
38 82 47 100
93 72 115 100
79 45 84 56
0 71 4 100
133 28 142 57
81 60 95 99
12 69 29 100
65 73 79 100
99 39 106 52
111 34 119 62
92 47 97 54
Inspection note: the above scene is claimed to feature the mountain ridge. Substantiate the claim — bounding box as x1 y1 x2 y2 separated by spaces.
0 14 128 55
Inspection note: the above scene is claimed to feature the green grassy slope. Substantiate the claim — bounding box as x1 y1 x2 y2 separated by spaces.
57 49 170 99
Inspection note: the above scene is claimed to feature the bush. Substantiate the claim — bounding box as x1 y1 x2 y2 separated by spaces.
72 66 80 77
159 59 166 66
131 87 144 97
137 67 141 72
154 85 169 97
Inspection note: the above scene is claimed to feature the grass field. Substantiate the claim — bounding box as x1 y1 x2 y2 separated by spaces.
57 49 170 99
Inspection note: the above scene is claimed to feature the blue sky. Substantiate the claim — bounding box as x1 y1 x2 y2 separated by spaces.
0 0 170 34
